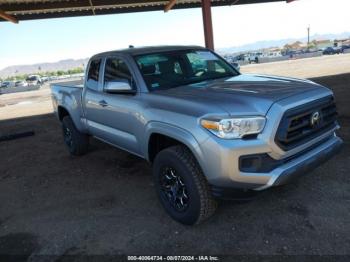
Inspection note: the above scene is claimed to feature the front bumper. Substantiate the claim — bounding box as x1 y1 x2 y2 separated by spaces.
209 135 342 199
254 135 342 190
203 131 342 191
197 92 343 191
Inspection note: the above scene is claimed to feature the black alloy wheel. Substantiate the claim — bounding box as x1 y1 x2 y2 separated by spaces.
160 166 189 212
153 145 217 225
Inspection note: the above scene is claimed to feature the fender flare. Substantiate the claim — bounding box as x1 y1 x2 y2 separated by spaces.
56 93 86 133
143 121 207 173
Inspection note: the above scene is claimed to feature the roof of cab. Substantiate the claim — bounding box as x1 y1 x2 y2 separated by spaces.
91 45 206 59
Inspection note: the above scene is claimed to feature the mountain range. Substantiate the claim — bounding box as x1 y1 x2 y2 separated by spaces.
1 32 349 78
0 58 89 78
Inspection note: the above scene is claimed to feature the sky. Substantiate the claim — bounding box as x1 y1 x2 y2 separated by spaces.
0 0 349 70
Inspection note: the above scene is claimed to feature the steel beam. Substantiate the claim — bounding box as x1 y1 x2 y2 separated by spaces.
164 0 177 12
201 0 214 50
0 9 18 23
0 0 286 22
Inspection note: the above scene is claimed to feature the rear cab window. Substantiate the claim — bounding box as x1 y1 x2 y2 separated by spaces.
86 58 101 90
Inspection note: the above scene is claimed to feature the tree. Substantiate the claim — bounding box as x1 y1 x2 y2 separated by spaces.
56 70 65 76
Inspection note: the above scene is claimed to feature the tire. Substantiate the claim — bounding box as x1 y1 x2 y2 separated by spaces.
153 145 217 225
62 116 89 156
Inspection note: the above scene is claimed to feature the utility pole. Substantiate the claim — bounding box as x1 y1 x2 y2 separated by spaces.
307 25 310 49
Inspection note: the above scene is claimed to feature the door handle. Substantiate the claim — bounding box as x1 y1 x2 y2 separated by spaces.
98 100 108 107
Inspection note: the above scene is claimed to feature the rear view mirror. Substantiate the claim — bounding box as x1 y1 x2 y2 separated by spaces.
104 80 135 94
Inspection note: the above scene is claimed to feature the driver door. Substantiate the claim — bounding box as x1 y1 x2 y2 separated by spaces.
86 56 142 156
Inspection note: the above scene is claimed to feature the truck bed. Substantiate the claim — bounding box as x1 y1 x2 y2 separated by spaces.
51 79 84 89
50 79 85 130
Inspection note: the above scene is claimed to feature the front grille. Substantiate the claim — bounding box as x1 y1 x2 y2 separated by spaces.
275 96 338 151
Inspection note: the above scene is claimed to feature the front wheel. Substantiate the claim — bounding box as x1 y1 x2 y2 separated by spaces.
153 145 217 225
62 116 89 156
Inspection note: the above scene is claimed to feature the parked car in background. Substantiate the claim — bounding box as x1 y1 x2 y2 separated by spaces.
1 81 16 88
248 52 263 63
26 75 42 86
41 76 49 82
323 47 341 55
341 45 350 53
334 46 342 54
49 76 59 81
234 53 248 62
15 80 28 87
286 50 305 58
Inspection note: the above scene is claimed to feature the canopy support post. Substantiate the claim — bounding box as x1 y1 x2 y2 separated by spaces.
201 0 214 50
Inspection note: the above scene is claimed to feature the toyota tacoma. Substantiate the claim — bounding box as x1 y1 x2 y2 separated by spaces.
51 46 342 225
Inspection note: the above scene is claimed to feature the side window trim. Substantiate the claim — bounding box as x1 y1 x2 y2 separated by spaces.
102 55 137 93
99 56 106 92
85 57 103 91
98 57 106 92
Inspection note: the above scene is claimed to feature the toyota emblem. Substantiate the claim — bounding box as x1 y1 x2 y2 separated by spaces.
310 111 321 127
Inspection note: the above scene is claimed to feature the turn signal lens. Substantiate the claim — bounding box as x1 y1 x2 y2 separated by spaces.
200 119 219 130
201 117 266 139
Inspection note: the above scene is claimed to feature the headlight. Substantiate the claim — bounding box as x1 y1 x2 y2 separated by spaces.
201 117 266 139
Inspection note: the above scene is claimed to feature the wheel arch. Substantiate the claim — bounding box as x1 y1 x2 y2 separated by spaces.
57 105 87 133
144 122 206 171
58 106 70 121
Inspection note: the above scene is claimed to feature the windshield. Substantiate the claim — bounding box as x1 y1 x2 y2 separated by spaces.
134 49 239 91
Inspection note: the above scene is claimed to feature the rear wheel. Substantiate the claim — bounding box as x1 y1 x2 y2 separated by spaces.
153 145 217 225
62 116 89 156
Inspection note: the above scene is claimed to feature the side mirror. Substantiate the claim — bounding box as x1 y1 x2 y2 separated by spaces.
104 80 135 94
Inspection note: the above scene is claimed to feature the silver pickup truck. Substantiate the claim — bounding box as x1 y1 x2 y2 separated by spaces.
51 46 342 225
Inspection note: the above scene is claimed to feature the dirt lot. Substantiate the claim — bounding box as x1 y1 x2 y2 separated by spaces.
241 53 350 79
0 87 52 120
0 55 349 258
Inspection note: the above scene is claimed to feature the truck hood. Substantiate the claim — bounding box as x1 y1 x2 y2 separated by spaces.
152 74 329 116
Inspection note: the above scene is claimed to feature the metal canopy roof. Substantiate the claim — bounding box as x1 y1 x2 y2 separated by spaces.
0 0 285 22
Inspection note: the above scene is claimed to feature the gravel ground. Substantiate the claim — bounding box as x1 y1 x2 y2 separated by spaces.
0 114 349 258
0 58 349 259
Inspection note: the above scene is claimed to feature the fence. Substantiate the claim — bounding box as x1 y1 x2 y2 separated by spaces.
239 51 324 66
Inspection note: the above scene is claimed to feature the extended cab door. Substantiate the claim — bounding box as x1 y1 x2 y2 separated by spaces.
83 55 143 156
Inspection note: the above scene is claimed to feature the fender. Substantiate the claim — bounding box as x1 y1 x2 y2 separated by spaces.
55 89 88 133
143 121 208 175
